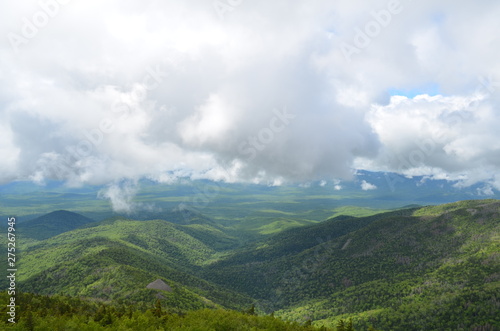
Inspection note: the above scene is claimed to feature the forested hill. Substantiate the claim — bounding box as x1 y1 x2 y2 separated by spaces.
17 210 96 240
1 199 498 330
204 199 500 330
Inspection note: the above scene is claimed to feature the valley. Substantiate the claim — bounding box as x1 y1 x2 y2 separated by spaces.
1 181 498 330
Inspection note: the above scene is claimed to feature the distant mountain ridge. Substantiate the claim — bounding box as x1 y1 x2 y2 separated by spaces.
17 210 96 240
2 171 499 226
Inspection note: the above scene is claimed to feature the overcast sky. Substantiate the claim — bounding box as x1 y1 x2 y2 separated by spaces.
1 0 500 192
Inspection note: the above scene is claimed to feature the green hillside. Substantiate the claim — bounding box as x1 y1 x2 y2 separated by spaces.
3 217 252 312
2 199 498 330
204 200 500 330
18 242 249 311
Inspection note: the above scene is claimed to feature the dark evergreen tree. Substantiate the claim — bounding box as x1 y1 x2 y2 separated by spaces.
346 318 354 331
245 303 256 315
337 319 346 331
25 308 35 331
154 299 163 317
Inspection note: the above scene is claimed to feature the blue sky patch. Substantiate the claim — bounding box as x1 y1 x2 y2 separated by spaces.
388 82 441 98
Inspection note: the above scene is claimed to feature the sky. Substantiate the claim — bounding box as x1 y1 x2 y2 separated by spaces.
1 0 500 195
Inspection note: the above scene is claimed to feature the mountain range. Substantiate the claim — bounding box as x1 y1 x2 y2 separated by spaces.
1 198 499 330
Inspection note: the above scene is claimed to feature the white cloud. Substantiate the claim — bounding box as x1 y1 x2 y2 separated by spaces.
363 93 500 186
178 94 235 146
0 123 20 180
361 180 377 191
477 185 494 196
97 180 161 214
98 181 139 214
1 0 500 191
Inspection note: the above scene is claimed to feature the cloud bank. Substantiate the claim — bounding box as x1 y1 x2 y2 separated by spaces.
1 0 500 190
